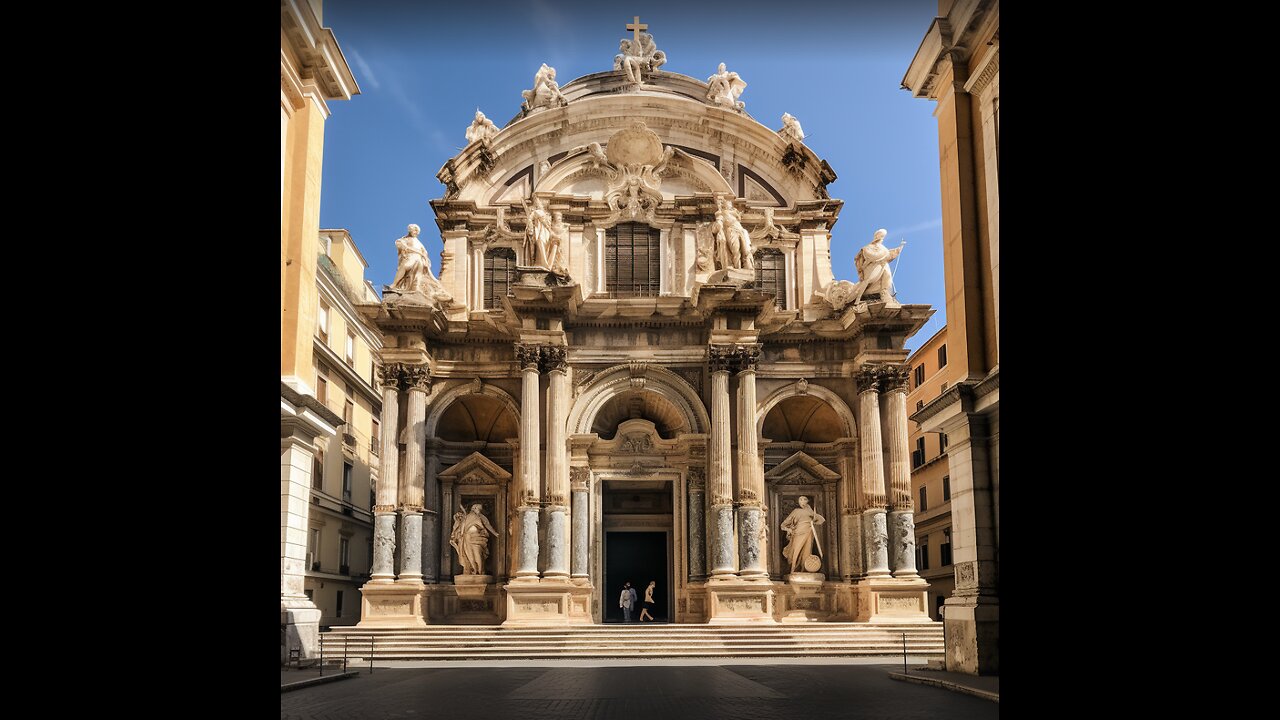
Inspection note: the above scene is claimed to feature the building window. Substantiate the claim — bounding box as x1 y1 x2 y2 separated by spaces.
918 540 929 571
919 486 927 512
940 433 948 451
912 437 925 468
605 222 660 297
343 394 354 426
309 529 320 571
316 367 328 406
483 247 517 309
339 538 350 575
345 330 355 367
755 249 786 309
941 529 952 567
913 364 925 388
336 590 345 616
318 299 330 343
372 418 380 452
312 445 324 490
938 344 947 368
342 462 353 502
943 475 951 501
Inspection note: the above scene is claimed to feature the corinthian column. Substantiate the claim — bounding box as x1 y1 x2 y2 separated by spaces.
882 366 918 578
708 346 736 577
513 343 542 581
371 364 402 583
735 344 767 578
397 366 429 584
543 347 570 579
856 367 891 578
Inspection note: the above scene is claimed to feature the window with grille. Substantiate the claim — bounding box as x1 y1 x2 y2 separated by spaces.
605 223 660 297
483 248 517 309
755 249 786 308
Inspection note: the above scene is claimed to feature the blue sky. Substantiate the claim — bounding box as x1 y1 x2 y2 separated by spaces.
319 0 946 349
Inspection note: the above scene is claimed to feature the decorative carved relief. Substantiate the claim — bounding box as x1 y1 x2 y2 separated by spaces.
540 346 568 373
402 365 431 392
621 433 654 453
795 378 809 395
955 561 976 589
377 363 406 392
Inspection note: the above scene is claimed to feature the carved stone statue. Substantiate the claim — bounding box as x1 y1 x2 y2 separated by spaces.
716 196 754 270
450 503 499 576
547 211 569 275
614 31 666 85
779 112 805 144
578 123 675 224
390 224 452 301
465 109 499 144
780 496 826 574
706 62 747 109
521 63 567 111
522 196 554 270
851 228 905 305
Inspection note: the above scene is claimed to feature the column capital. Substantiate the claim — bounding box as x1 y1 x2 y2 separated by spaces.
855 364 898 393
515 343 542 370
402 364 432 392
378 363 406 392
708 343 761 373
687 467 706 491
540 346 568 373
879 365 910 393
570 466 591 492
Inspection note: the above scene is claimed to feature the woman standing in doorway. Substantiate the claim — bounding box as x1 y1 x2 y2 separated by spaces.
639 580 657 622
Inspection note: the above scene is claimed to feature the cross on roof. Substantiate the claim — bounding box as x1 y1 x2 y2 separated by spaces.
626 16 647 45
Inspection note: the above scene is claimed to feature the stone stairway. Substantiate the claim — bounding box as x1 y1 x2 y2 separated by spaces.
320 623 943 661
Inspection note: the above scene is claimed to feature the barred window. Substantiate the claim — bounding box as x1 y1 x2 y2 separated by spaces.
483 248 517 309
605 223 660 297
755 249 786 308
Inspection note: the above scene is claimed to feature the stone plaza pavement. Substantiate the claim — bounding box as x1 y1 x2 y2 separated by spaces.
281 658 998 719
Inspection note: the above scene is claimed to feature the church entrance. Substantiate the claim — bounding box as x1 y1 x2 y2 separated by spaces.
601 480 672 623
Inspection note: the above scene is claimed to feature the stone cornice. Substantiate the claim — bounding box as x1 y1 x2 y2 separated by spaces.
911 366 998 425
281 381 343 428
964 46 999 97
280 0 360 102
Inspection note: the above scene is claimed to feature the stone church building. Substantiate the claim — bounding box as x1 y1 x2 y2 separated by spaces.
352 26 935 631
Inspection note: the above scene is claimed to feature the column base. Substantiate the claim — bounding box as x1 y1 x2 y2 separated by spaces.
281 596 321 662
356 581 427 628
944 595 999 674
706 580 777 624
501 579 593 625
853 577 932 623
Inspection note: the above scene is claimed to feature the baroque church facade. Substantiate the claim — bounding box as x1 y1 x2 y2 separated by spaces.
355 25 935 628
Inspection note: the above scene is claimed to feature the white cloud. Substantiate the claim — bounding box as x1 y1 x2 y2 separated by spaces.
886 217 943 237
347 46 380 90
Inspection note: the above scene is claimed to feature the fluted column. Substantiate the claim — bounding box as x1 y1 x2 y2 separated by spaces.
439 478 454 578
422 451 441 583
735 345 766 578
396 367 429 583
687 468 706 580
543 348 570 579
570 466 590 580
882 367 918 578
857 367 891 578
371 364 402 583
708 346 736 577
513 343 542 580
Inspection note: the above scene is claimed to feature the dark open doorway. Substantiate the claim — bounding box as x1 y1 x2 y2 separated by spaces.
604 531 667 623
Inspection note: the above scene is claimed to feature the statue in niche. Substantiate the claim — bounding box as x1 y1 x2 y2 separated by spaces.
522 63 567 111
850 228 906 304
390 224 451 301
546 210 569 275
715 196 754 270
779 112 805 144
615 31 666 85
780 495 826 574
464 109 499 144
450 503 499 576
522 197 555 270
706 62 747 109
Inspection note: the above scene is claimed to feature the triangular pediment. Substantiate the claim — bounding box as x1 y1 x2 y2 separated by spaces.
765 451 840 484
438 451 512 484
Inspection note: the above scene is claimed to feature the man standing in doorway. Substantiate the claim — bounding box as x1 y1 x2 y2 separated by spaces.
620 581 637 623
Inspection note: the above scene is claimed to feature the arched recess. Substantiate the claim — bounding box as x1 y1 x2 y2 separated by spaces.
569 365 709 437
756 382 857 441
425 380 522 441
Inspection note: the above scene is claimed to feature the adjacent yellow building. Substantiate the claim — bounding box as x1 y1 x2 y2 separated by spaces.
281 0 360 662
904 0 999 675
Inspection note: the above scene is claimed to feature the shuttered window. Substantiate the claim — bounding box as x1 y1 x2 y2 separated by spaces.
483 248 517 309
605 223 660 297
755 249 786 309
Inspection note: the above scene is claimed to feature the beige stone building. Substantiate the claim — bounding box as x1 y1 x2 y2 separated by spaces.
903 0 1000 675
280 0 360 661
905 326 963 620
346 24 940 635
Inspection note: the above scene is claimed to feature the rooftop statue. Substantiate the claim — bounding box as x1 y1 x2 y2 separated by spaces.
779 112 805 144
614 17 666 86
521 63 567 112
464 109 499 144
706 62 747 109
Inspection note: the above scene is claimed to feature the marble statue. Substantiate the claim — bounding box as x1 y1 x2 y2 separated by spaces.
717 196 754 270
851 229 905 304
706 62 747 109
779 112 805 144
450 503 499 576
614 31 666 85
780 496 826 574
522 63 567 111
522 196 554 270
547 210 569 275
464 109 499 144
389 223 450 301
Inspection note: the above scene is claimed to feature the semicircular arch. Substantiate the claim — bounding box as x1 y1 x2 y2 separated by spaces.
569 364 709 437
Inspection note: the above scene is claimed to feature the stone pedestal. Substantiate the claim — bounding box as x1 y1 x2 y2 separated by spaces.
854 577 931 623
501 579 593 625
778 574 833 623
706 579 777 624
281 598 321 662
357 582 427 627
706 268 754 285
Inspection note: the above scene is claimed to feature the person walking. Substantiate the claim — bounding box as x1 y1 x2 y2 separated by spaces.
620 581 637 623
639 580 657 622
